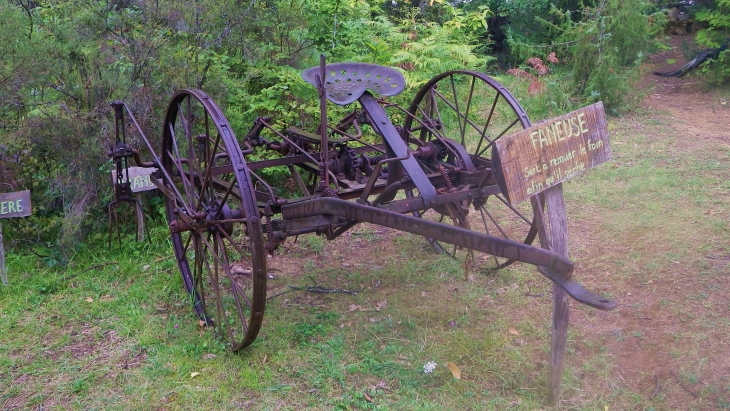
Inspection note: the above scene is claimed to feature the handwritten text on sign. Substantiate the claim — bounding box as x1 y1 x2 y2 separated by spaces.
111 167 158 193
0 190 32 218
492 102 611 205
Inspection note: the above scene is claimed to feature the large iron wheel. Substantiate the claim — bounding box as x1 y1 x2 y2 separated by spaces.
402 71 540 272
162 90 266 351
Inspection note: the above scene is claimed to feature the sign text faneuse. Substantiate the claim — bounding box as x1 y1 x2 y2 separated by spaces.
492 102 611 205
0 190 32 218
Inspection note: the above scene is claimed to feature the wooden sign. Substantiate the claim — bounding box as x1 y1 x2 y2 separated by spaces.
0 190 32 218
492 102 611 205
0 189 32 284
111 167 158 192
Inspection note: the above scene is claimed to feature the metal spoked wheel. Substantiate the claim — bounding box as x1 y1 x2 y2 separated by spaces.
162 90 266 351
402 71 540 272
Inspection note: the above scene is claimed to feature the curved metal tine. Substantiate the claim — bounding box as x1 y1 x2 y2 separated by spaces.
108 201 122 248
436 214 459 257
475 116 521 159
404 189 448 254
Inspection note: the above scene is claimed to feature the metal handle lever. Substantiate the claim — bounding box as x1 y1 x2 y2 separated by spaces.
537 266 618 311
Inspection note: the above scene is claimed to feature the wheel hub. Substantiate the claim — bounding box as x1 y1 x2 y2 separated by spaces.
168 201 235 235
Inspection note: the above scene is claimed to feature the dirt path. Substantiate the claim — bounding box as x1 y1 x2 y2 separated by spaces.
565 34 730 409
645 35 729 145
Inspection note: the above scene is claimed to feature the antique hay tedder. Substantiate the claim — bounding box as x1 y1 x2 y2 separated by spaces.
108 58 616 398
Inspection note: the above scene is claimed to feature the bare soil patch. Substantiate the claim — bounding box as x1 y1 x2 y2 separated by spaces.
565 33 730 409
645 34 729 146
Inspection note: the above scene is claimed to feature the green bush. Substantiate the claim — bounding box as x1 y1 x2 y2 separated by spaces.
694 0 730 83
551 0 661 113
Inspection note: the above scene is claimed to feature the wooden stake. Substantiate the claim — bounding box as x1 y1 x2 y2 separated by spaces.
0 222 7 285
135 194 145 242
536 184 570 405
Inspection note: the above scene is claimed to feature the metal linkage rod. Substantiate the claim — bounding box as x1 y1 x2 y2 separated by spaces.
282 197 574 277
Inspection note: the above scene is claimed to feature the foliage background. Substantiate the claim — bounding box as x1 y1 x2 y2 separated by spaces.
0 0 726 253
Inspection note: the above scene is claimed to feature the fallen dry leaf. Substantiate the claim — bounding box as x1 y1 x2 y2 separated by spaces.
190 372 201 378
445 362 461 379
85 297 94 303
508 327 520 336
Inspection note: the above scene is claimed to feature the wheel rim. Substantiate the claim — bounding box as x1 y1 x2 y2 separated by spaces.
162 89 266 351
402 71 539 271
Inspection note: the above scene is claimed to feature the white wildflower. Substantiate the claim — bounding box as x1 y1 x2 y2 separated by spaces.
423 361 437 374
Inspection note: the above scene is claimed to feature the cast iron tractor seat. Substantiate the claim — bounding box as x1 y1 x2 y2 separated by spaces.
302 62 406 105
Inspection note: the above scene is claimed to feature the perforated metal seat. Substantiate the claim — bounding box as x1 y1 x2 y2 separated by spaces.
302 62 406 106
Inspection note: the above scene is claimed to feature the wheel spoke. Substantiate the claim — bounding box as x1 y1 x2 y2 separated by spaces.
474 93 500 157
402 71 539 271
166 148 199 208
475 116 521 159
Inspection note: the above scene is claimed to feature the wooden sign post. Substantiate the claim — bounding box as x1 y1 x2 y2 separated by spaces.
110 167 158 242
0 190 32 285
493 102 611 404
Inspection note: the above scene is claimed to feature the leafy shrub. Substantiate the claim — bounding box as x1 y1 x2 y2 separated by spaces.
550 0 661 113
694 0 730 83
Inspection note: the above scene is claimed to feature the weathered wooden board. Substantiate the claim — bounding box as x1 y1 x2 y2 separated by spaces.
492 102 611 205
0 190 32 218
111 166 158 193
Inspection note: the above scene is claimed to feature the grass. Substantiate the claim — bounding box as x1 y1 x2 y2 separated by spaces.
2 79 730 410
